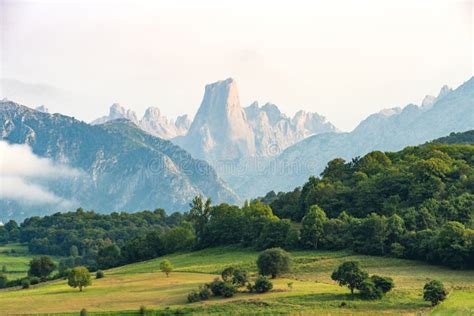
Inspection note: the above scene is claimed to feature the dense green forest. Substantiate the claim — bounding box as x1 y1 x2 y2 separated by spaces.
1 133 473 275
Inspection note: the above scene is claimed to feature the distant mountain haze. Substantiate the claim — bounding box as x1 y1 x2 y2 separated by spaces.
235 77 474 198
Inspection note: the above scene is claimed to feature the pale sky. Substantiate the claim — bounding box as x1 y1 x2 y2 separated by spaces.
1 0 473 131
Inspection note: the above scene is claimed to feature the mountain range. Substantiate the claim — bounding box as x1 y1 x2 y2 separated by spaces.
235 77 474 197
93 78 337 161
91 103 191 139
0 101 237 222
1 76 473 221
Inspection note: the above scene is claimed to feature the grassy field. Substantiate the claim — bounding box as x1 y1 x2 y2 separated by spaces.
0 244 38 280
1 246 473 315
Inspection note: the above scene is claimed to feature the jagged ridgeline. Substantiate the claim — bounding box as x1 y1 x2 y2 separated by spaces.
0 101 238 222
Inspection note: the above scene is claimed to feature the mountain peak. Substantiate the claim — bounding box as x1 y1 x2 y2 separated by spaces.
143 107 162 120
177 78 256 161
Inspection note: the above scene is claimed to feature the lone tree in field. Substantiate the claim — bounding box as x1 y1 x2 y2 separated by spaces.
423 280 448 306
257 248 291 278
159 259 173 277
68 266 92 291
331 261 368 295
28 256 56 278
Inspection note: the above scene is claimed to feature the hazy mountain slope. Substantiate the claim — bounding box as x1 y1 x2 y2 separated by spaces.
237 77 474 198
0 101 238 221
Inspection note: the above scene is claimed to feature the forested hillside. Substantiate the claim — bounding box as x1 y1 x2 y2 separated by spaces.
433 130 474 145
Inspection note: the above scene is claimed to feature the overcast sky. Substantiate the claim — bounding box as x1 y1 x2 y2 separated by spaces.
0 0 473 131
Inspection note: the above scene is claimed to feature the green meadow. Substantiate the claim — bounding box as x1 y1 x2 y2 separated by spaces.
1 246 473 315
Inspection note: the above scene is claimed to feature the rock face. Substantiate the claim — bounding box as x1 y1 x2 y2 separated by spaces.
236 77 474 198
175 78 337 161
92 103 190 139
92 103 139 125
0 101 238 221
421 85 453 109
245 102 337 156
175 78 256 162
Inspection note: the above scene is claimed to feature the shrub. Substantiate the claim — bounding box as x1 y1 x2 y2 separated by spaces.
423 280 448 306
232 269 248 288
208 278 226 296
139 305 147 315
80 308 88 316
187 290 201 303
21 279 30 289
221 267 235 282
198 285 211 300
221 282 237 298
370 275 394 293
29 276 40 285
358 279 383 300
252 276 273 293
96 270 104 279
257 248 291 278
0 273 7 288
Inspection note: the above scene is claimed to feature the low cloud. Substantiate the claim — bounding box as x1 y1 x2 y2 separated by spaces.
0 141 80 208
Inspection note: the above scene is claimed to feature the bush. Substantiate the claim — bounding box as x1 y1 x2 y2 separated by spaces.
257 248 291 278
139 305 147 315
370 275 394 293
232 269 248 288
220 267 248 287
208 278 226 296
96 270 104 279
221 282 237 298
221 267 235 282
187 290 201 303
0 273 7 288
252 276 273 293
80 308 88 316
29 276 40 285
198 285 211 300
423 280 448 306
358 279 383 300
21 279 30 289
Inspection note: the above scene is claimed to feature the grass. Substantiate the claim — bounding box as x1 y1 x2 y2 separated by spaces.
0 244 62 280
1 246 473 315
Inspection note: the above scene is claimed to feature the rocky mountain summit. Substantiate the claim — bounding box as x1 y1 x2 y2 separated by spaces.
92 103 190 139
175 78 337 162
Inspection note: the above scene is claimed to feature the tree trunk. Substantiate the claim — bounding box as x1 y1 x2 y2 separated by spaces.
79 286 83 292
